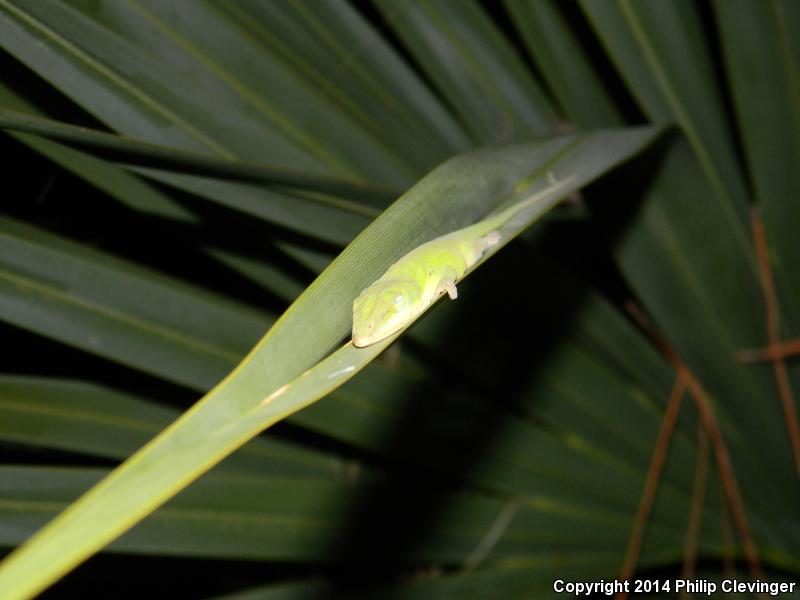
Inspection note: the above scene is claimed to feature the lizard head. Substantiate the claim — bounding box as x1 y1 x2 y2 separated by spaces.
352 278 422 347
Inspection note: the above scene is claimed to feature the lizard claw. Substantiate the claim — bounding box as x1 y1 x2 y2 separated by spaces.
437 280 458 300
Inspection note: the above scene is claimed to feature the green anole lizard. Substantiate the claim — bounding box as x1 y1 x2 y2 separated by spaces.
352 173 577 347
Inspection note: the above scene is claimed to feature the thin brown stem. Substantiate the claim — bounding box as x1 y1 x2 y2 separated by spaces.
736 337 800 363
680 422 709 600
615 376 686 600
677 366 765 580
749 208 800 475
719 480 737 600
624 301 765 580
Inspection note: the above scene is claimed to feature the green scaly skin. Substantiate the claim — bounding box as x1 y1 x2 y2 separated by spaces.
352 175 576 347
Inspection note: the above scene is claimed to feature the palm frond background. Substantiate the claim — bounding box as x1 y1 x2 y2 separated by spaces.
0 0 798 598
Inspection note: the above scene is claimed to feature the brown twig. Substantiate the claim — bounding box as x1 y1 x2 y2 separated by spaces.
680 422 709 600
748 208 800 475
719 480 737 600
615 376 687 600
624 301 765 580
736 337 800 363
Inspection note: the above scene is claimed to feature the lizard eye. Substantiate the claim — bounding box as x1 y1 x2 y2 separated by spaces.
393 295 404 306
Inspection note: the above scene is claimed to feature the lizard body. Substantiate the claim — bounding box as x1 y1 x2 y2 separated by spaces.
352 174 575 347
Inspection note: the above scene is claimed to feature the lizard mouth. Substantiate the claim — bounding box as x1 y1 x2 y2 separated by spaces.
353 332 382 348
352 322 405 348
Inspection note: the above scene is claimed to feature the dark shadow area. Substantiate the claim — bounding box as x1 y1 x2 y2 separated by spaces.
33 552 318 600
582 131 676 306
